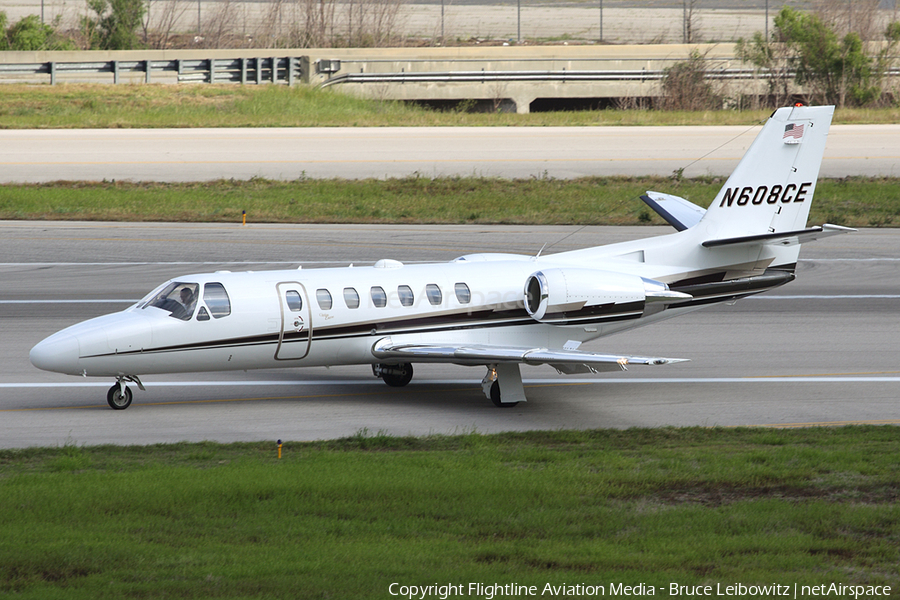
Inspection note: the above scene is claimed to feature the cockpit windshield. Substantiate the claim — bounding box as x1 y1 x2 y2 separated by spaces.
141 282 199 321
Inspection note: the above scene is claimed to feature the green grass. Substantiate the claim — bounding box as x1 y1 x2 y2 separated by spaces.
1 84 900 128
2 175 897 227
1 427 898 599
1 84 897 227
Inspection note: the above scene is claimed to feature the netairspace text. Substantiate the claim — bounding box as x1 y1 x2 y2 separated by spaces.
387 582 893 600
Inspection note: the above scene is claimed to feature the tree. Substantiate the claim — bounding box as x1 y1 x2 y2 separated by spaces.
736 30 794 107
661 50 719 111
775 6 860 106
82 0 146 50
739 6 900 107
1 11 75 50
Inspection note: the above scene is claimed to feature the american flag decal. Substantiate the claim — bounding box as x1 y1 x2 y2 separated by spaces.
783 123 805 142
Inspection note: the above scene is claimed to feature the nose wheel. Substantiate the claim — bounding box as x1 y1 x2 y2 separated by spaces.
107 384 133 410
106 375 144 410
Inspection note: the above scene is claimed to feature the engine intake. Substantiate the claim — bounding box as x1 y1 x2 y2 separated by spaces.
524 268 691 323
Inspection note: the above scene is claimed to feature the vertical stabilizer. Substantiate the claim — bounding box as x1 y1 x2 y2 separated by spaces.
700 105 834 239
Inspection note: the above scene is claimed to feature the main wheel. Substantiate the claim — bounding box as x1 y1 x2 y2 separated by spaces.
380 363 413 387
490 380 518 408
107 384 133 410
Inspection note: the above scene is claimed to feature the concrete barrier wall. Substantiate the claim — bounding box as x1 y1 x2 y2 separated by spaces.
0 44 769 112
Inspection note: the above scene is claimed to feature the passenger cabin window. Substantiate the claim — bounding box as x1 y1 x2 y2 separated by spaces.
371 286 387 308
398 285 414 307
343 287 360 309
316 289 333 310
203 282 231 319
425 284 442 306
142 281 199 321
454 283 471 304
285 290 303 312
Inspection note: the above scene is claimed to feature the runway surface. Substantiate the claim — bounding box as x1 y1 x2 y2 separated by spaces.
2 221 898 449
2 125 899 183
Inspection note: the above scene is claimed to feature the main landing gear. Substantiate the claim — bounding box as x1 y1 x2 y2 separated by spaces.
373 362 528 408
106 375 144 410
373 363 414 387
482 364 526 408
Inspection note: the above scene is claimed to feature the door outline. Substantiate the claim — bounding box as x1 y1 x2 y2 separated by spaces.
275 281 312 360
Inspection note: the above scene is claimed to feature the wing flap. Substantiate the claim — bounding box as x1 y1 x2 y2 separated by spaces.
702 224 855 249
372 338 688 371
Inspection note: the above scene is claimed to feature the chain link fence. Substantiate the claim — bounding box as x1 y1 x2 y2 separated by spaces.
7 0 898 49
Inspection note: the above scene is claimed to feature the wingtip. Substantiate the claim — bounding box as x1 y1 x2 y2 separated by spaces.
656 358 691 365
822 223 857 234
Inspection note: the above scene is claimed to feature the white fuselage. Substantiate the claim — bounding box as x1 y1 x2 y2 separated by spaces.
29 225 790 379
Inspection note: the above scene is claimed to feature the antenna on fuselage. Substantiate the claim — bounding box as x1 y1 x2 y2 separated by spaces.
538 224 589 257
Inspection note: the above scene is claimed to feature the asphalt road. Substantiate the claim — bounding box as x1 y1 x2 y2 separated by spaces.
2 222 898 449
2 125 899 183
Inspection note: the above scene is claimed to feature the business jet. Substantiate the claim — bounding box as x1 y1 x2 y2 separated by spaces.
30 105 852 409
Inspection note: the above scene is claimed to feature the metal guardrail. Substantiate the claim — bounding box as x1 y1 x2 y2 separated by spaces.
318 67 764 87
0 57 301 85
1 53 897 94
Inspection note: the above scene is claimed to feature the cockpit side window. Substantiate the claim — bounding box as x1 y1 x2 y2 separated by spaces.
203 282 231 319
142 282 199 321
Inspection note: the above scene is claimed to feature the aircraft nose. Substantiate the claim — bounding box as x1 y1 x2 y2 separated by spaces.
30 333 81 375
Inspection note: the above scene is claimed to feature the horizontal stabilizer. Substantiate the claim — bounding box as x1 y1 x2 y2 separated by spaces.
641 191 707 231
372 338 688 372
702 224 855 249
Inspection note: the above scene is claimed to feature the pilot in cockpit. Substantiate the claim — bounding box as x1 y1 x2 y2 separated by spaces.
179 287 196 315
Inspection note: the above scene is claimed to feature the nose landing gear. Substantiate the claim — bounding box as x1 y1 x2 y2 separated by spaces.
106 375 145 410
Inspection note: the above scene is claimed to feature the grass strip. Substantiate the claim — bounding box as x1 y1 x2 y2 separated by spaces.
1 175 897 227
0 426 898 599
2 84 900 128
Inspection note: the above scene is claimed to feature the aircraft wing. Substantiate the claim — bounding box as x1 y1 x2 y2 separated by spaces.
702 223 856 249
372 338 688 372
641 191 707 231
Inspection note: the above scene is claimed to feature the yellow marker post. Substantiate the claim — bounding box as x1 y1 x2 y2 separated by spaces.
242 210 247 226
277 439 282 459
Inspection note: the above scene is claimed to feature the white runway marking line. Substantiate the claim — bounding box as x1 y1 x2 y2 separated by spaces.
0 261 367 266
753 295 900 300
2 258 898 268
5 294 900 305
5 375 900 389
0 300 139 304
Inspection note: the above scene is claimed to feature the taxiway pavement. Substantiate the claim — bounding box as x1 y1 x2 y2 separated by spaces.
2 125 899 183
2 222 898 449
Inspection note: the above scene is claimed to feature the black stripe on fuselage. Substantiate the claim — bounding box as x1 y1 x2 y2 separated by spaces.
81 270 793 361
80 301 645 359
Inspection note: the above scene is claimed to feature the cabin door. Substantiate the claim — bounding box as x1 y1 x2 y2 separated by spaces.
275 281 312 360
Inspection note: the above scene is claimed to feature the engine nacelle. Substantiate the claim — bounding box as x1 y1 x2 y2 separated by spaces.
524 268 690 323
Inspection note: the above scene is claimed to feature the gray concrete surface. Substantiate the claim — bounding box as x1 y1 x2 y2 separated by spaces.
2 222 898 449
2 124 899 183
